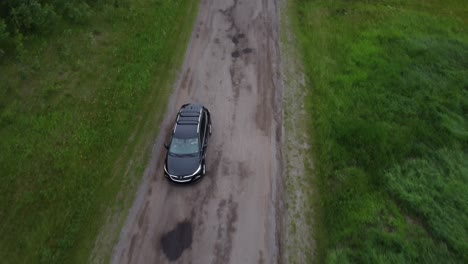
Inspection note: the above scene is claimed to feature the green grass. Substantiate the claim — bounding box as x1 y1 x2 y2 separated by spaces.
291 0 467 263
0 0 199 263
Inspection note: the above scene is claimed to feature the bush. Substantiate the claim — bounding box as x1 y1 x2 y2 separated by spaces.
0 0 114 53
10 1 57 33
0 18 7 56
52 0 91 23
0 19 8 41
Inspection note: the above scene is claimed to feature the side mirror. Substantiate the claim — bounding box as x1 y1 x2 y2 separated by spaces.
164 143 169 149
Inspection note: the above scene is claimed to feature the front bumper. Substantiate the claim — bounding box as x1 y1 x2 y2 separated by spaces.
164 165 202 183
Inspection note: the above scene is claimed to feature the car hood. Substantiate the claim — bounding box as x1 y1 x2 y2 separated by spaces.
166 153 201 176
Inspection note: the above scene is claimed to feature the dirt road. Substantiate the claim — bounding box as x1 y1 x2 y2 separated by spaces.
111 0 282 263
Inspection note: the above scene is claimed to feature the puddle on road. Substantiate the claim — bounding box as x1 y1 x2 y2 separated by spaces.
231 48 253 58
160 220 193 261
232 33 245 45
242 48 253 54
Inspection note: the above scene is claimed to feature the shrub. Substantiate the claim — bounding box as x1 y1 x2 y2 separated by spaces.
0 18 8 41
52 0 91 24
10 1 57 33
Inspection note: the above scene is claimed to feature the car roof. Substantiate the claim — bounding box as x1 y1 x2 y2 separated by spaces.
173 104 203 138
173 124 197 139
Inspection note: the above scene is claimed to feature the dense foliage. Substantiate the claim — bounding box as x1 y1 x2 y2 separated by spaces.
0 0 121 53
293 0 467 262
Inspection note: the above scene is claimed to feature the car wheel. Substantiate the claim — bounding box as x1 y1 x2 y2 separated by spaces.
202 162 206 176
209 124 212 136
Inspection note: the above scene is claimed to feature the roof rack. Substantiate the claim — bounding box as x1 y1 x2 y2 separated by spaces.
174 104 203 133
180 112 200 117
177 120 198 125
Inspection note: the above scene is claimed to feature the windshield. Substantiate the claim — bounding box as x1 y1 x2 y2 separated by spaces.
169 137 199 155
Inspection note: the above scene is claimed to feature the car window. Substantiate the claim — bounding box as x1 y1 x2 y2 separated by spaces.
169 137 199 155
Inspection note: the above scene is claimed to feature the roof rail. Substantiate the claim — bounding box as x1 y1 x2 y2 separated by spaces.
197 108 202 133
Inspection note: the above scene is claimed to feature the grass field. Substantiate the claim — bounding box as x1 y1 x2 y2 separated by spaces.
0 0 199 262
292 0 467 262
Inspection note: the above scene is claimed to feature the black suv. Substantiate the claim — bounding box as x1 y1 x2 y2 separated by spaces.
164 104 212 183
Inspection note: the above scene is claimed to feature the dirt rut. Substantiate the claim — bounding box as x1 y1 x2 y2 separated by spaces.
111 0 282 263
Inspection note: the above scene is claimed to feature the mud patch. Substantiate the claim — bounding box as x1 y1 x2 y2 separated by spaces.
242 48 253 54
128 234 137 263
238 161 250 180
208 148 222 173
212 196 238 264
160 220 193 261
258 250 265 264
222 161 231 176
180 68 191 90
232 33 245 45
138 201 149 228
217 199 227 218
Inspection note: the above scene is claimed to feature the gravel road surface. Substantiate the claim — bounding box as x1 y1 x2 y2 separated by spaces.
111 0 282 263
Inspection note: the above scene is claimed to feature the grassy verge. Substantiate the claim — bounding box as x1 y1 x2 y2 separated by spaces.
279 0 319 262
292 0 467 262
0 0 199 263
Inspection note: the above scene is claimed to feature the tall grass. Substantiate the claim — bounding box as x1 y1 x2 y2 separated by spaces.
292 0 467 262
0 0 198 262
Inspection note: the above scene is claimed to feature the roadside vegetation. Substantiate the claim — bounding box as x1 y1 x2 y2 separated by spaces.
292 0 467 262
0 0 198 263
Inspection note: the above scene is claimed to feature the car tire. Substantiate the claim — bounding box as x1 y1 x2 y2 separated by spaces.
209 124 212 136
202 162 206 176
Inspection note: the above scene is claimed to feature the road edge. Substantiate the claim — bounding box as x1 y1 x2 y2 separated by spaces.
278 0 317 263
